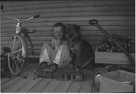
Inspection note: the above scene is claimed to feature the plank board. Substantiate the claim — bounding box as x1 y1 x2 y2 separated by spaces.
79 81 93 93
1 78 11 85
1 10 134 21
1 63 32 85
67 81 83 93
1 20 135 28
1 25 135 33
19 64 38 77
3 78 30 92
41 79 61 92
16 78 42 93
2 0 134 10
55 81 72 93
28 78 52 93
2 0 134 8
1 62 98 93
1 5 134 16
2 16 135 24
1 77 22 92
1 63 37 92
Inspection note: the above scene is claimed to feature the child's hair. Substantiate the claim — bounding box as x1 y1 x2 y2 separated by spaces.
53 23 65 30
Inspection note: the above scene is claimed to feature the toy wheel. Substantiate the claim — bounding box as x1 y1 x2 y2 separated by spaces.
93 67 107 89
8 36 27 75
105 65 118 72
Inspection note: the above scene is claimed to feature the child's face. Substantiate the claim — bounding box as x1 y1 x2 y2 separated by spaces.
53 26 63 39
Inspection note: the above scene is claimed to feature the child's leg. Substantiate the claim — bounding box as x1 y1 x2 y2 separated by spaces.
53 44 71 68
39 44 52 65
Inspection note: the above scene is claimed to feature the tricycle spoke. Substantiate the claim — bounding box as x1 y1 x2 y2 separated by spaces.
15 62 20 74
11 49 23 54
10 58 16 73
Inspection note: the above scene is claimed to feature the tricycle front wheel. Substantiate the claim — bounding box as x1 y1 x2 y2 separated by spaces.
8 35 27 75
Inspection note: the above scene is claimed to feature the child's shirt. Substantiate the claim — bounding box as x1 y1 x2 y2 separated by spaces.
51 38 62 50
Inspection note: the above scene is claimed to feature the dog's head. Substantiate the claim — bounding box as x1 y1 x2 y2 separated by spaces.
65 24 80 40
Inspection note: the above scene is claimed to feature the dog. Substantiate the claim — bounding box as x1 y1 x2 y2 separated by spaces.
65 24 94 69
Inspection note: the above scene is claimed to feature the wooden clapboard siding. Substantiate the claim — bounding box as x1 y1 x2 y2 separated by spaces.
2 0 135 8
1 7 134 18
1 25 135 32
1 20 135 29
1 0 135 57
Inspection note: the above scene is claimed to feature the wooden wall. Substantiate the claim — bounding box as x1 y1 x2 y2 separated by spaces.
1 0 135 57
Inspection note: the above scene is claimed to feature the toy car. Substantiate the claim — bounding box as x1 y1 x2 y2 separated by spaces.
54 67 84 81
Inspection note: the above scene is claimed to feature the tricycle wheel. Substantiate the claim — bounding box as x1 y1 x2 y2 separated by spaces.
8 36 27 76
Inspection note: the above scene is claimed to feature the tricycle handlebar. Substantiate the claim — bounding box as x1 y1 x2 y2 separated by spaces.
1 4 40 22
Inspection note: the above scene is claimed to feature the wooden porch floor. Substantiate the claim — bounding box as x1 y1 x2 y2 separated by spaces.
1 63 97 93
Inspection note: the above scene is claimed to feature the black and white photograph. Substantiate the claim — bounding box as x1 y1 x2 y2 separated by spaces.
0 0 135 93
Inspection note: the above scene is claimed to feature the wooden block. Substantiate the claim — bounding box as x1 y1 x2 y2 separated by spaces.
71 75 74 80
36 68 53 78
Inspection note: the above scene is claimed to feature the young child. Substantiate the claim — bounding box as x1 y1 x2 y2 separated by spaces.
39 23 71 70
